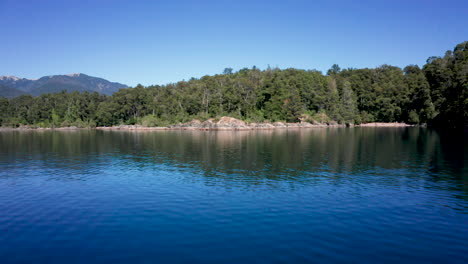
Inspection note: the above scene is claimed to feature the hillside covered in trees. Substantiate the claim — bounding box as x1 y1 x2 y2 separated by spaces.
1 41 467 128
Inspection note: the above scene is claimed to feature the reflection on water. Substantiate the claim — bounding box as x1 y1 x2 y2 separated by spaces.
0 128 467 263
1 128 466 185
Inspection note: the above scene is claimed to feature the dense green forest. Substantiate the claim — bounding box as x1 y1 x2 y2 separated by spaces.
1 41 466 128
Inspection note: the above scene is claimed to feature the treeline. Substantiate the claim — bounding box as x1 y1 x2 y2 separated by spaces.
1 41 466 128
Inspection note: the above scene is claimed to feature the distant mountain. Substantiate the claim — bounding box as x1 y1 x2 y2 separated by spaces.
0 73 128 97
0 76 36 93
0 85 26 98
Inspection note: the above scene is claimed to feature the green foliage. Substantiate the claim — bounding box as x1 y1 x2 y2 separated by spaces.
51 109 60 128
339 81 358 124
404 65 435 123
358 111 375 123
324 78 341 121
408 110 420 124
0 41 466 128
424 41 468 127
35 120 50 128
139 115 171 127
327 64 341 76
311 110 332 124
140 115 159 127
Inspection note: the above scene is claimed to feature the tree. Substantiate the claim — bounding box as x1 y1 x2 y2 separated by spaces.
339 81 358 124
0 41 466 128
424 41 468 127
404 65 434 123
223 68 233 75
324 77 341 121
327 64 341 76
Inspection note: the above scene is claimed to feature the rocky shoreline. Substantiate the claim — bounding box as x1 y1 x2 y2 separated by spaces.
0 117 414 131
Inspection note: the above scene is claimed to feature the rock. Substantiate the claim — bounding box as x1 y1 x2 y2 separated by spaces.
300 122 313 127
273 122 286 127
56 126 80 130
201 119 215 128
216 116 247 127
358 122 413 127
251 123 275 128
175 119 202 128
7 116 392 131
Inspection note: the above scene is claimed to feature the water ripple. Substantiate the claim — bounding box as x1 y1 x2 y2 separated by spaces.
0 129 466 263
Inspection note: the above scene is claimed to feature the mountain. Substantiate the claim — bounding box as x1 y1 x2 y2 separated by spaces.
0 73 128 97
0 76 36 92
0 85 26 98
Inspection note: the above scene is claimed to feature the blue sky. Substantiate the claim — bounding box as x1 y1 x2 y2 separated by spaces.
1 0 467 86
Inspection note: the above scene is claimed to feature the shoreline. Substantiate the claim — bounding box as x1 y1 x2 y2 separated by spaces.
96 122 414 131
0 117 415 131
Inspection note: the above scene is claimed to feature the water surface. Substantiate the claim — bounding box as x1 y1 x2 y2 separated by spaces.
0 128 467 263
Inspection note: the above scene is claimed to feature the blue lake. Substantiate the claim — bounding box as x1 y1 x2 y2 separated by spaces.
0 128 467 263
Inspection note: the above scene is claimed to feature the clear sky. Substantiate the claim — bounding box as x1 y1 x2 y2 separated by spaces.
1 0 467 86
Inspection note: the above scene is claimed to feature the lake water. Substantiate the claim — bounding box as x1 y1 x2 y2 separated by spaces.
0 128 466 263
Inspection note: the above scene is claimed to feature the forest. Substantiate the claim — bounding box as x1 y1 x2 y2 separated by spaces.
0 41 466 128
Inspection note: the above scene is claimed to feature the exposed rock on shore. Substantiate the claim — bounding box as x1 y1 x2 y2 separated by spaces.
0 117 414 131
358 122 413 127
96 125 168 131
96 116 344 130
94 118 414 130
172 117 250 130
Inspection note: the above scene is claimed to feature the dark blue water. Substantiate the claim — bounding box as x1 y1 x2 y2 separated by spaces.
0 128 467 263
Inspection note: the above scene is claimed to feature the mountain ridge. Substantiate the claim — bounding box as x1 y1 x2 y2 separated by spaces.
0 73 128 97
